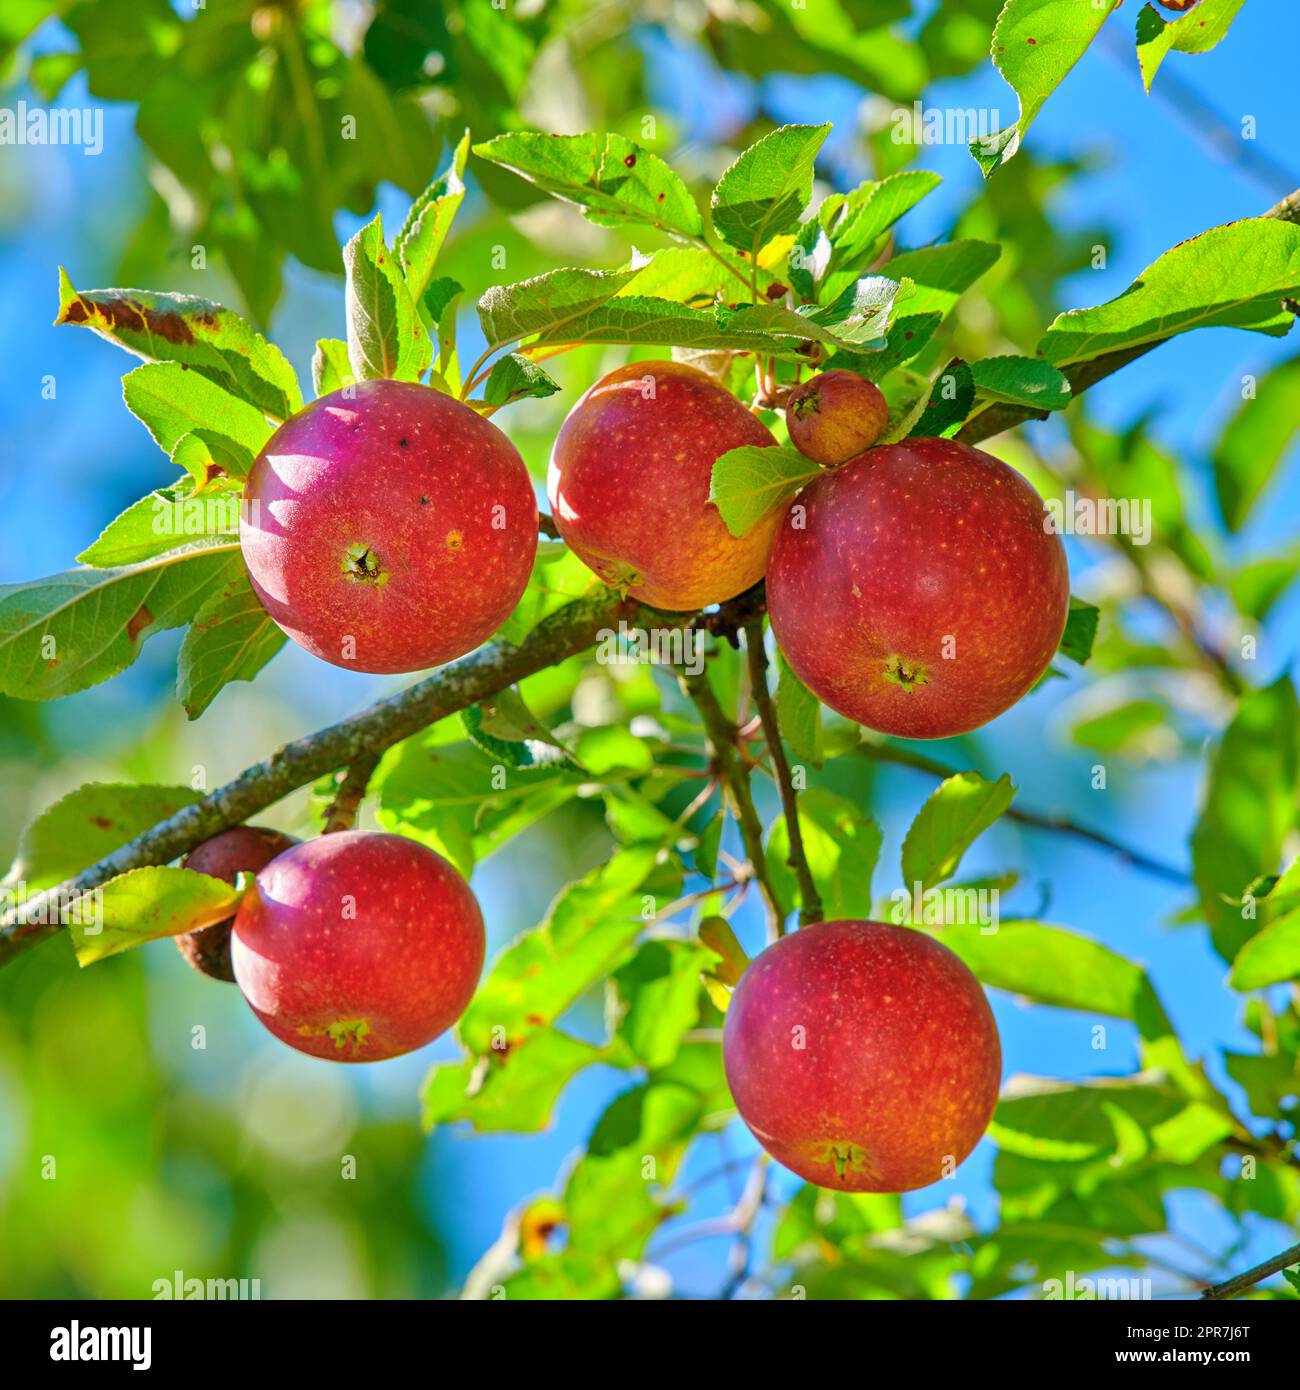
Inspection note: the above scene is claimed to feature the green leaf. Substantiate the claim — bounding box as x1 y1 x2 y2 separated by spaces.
711 123 831 253
970 355 1071 410
3 783 203 893
177 571 286 719
933 920 1147 1017
122 362 273 459
991 1077 1232 1167
457 847 661 1054
612 939 712 1069
971 0 1121 176
55 269 303 421
537 293 824 358
1059 597 1099 665
1231 905 1300 991
719 292 902 354
829 312 943 382
376 733 581 877
1137 0 1247 92
776 648 823 768
813 170 944 303
474 130 703 239
0 541 242 700
342 212 430 382
908 358 975 437
171 430 256 487
1212 357 1300 531
1229 551 1300 621
709 443 818 538
768 789 881 920
1070 699 1167 756
311 338 355 397
396 129 469 302
476 262 646 347
1191 676 1300 961
423 1029 604 1135
1040 219 1300 368
878 240 1000 319
77 485 242 569
69 866 242 966
482 353 561 407
901 771 1016 890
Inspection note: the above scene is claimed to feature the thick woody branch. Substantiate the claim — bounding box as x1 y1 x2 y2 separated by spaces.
0 591 692 968
744 619 823 926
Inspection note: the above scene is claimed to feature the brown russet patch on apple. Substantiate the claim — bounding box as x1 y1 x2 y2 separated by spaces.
126 605 153 642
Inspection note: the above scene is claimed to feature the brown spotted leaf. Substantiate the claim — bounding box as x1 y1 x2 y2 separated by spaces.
0 537 241 700
56 269 303 421
4 783 204 893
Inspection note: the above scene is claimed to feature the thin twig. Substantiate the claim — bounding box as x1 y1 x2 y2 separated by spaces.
856 741 1188 884
744 619 823 925
1201 1241 1300 1301
679 663 788 938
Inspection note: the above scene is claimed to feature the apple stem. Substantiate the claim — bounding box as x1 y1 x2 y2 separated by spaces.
743 619 824 927
321 750 382 834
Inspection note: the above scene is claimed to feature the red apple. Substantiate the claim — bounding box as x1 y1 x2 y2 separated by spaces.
231 831 485 1062
241 380 538 674
723 920 1001 1193
767 437 1069 738
785 369 888 466
547 360 779 610
177 826 297 981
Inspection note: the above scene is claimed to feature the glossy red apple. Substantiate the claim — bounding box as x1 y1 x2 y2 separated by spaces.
241 380 538 673
723 920 1001 1193
231 831 485 1062
767 437 1069 738
547 360 779 610
177 826 297 982
785 369 888 466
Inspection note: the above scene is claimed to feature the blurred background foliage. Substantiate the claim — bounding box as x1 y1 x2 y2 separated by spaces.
2 0 1299 1299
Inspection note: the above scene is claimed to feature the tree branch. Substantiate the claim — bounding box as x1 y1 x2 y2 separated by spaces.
744 619 822 926
320 750 383 834
956 184 1300 446
0 591 690 968
679 662 788 938
1201 1241 1300 1301
855 740 1188 885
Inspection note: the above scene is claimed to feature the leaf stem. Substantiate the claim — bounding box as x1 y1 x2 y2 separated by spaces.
744 619 822 925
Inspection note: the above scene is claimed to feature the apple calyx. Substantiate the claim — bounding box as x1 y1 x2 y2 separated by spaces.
341 542 388 586
883 655 928 692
